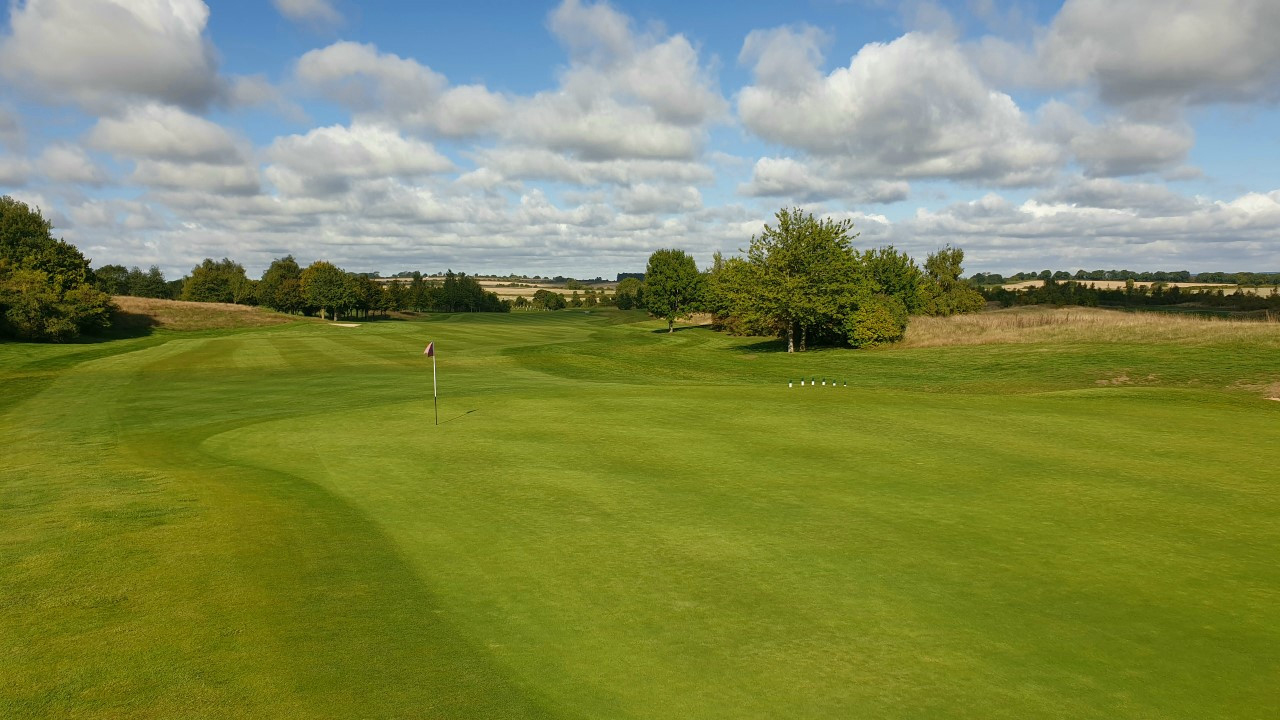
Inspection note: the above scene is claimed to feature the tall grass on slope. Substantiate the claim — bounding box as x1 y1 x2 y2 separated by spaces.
111 296 301 332
903 306 1280 348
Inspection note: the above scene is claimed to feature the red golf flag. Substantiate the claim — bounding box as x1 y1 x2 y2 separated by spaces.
424 341 435 357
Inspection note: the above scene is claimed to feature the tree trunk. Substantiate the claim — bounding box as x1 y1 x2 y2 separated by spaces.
668 318 674 333
800 325 807 352
786 323 795 353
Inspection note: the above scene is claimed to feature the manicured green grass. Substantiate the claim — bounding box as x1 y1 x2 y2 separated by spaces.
2 309 1278 718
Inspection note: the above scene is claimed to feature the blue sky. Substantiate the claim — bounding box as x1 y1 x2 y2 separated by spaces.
1 0 1278 278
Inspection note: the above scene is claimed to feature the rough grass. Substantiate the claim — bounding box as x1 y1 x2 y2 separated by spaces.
3 307 1279 719
903 305 1280 348
110 296 302 332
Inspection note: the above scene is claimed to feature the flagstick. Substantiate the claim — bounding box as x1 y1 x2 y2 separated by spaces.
432 353 438 426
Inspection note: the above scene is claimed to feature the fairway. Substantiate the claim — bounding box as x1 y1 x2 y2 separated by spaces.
3 309 1279 718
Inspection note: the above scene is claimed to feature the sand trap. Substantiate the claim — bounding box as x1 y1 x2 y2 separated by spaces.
331 323 361 327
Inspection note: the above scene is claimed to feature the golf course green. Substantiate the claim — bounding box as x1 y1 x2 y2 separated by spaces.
2 307 1278 718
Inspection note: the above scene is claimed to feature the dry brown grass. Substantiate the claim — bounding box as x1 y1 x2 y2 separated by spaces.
111 296 301 332
902 306 1280 348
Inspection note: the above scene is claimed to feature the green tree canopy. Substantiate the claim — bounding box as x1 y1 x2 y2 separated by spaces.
94 264 130 295
918 246 985 316
127 266 170 298
741 208 861 351
0 196 112 341
182 258 248 304
704 208 941 351
643 248 702 333
259 255 305 313
300 260 352 321
532 288 566 310
614 277 643 310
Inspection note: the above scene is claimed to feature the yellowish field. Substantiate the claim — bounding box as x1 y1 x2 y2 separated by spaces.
902 305 1280 349
1003 280 1277 295
477 281 614 299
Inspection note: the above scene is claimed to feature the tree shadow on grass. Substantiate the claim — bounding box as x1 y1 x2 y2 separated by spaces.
74 310 158 343
438 409 478 425
648 325 708 334
731 337 788 353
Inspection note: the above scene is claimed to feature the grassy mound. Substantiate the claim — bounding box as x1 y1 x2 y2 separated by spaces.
3 307 1278 718
110 296 302 333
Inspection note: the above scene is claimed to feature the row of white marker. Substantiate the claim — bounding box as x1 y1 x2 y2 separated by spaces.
790 379 847 387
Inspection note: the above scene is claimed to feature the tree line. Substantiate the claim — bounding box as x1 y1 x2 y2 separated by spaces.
983 276 1280 313
184 257 513 319
640 208 984 351
969 269 1280 286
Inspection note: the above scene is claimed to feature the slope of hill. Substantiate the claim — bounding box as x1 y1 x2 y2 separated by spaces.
110 296 303 332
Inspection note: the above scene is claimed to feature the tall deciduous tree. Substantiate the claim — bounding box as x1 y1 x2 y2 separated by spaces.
300 260 351 321
744 208 860 351
918 246 985 316
643 248 702 333
258 255 305 313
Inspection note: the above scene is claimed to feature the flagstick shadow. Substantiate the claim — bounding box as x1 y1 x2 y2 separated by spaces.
438 409 478 425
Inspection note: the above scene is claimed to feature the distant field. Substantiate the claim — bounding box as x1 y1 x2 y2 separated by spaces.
3 307 1278 718
373 278 616 300
1003 279 1277 294
477 280 614 299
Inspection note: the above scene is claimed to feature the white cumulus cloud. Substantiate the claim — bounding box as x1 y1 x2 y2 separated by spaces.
738 30 1061 185
0 0 220 111
87 103 247 163
1039 0 1280 106
296 41 507 137
266 123 455 197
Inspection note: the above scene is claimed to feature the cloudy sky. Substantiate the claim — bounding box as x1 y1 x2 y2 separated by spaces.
1 0 1278 278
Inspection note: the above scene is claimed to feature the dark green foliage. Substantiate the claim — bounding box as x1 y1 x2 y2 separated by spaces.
382 280 406 312
532 288 566 310
300 260 351 321
0 196 112 341
643 248 702 332
393 270 508 313
181 258 249 304
863 246 923 314
614 277 643 310
984 277 1280 314
128 266 171 298
95 264 167 298
258 255 306 313
703 209 980 350
94 264 130 295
